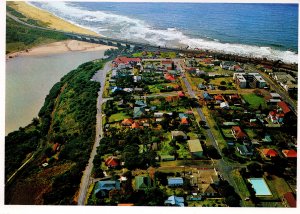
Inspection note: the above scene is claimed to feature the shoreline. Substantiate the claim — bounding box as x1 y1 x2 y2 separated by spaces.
6 40 116 60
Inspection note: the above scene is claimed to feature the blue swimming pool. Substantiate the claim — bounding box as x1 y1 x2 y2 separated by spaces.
248 178 272 196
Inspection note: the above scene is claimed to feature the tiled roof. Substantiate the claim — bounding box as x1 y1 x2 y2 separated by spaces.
282 149 297 158
113 56 141 64
105 156 120 167
277 101 291 114
283 192 296 207
262 149 278 157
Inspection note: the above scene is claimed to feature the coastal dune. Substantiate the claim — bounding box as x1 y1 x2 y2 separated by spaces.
7 1 100 36
7 40 116 58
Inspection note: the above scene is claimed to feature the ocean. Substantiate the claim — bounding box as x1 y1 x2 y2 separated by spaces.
29 1 298 64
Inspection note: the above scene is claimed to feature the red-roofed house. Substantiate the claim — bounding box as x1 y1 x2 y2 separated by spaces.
262 149 278 158
113 56 141 65
122 118 134 126
231 126 247 140
52 143 60 152
178 91 185 98
181 118 189 125
165 96 179 102
164 73 176 82
105 156 120 168
282 192 296 208
131 122 141 129
203 58 213 65
214 94 224 104
282 149 297 158
277 101 291 114
162 60 174 70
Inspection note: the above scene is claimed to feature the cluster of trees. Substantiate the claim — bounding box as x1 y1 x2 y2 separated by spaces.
6 17 67 54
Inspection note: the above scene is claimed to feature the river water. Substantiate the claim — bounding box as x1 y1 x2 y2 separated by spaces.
6 50 107 135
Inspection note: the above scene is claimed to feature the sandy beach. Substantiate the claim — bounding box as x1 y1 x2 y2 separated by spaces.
6 40 116 59
7 1 100 36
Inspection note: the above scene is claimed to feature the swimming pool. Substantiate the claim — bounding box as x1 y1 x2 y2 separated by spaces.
248 178 272 196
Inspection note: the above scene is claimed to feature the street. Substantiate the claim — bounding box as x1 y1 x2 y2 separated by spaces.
77 61 112 205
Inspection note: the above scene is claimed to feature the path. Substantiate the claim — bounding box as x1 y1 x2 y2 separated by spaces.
77 61 112 205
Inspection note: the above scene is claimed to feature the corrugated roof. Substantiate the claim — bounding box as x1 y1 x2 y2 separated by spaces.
188 139 203 153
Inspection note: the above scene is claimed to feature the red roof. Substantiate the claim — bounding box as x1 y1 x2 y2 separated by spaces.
122 118 134 125
277 101 291 114
283 192 296 207
178 91 185 97
131 122 140 129
282 149 297 158
232 126 247 139
181 118 189 125
162 60 172 65
230 94 240 100
113 56 141 64
52 143 60 152
262 149 278 157
214 94 224 101
269 111 276 116
165 73 175 81
105 156 120 167
203 58 212 64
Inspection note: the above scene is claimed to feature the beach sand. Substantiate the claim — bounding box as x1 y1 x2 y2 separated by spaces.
7 1 100 36
6 40 116 58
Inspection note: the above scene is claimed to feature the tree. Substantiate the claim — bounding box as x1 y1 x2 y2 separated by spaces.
220 81 226 85
247 163 263 177
122 144 141 170
205 145 221 159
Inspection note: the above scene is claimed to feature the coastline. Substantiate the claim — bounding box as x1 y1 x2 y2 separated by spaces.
6 40 116 59
7 1 100 37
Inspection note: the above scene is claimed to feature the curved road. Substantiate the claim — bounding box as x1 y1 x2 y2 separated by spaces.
77 61 112 205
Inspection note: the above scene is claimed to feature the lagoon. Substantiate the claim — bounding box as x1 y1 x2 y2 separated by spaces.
6 50 107 135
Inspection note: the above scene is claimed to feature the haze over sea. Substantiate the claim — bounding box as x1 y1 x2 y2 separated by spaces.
30 1 298 64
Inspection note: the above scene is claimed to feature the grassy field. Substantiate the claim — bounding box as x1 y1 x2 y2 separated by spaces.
244 129 257 139
221 128 234 138
231 170 254 207
242 93 267 109
108 112 130 123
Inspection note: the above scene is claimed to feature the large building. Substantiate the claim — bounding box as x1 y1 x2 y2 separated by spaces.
233 73 266 88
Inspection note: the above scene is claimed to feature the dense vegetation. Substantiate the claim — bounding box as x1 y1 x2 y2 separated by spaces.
6 11 67 54
5 60 105 204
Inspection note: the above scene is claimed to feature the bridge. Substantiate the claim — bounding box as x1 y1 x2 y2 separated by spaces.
7 12 297 71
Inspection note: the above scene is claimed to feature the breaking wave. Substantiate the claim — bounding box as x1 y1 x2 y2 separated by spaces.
29 1 298 64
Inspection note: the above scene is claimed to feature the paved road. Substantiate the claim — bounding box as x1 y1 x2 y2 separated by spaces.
77 61 112 205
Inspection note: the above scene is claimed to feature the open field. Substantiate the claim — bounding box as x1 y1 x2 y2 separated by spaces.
242 93 267 109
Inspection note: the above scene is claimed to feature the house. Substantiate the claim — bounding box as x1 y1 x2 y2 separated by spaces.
268 110 284 123
282 192 296 208
165 95 179 102
164 73 176 82
178 113 188 119
270 93 281 99
229 94 240 101
277 101 291 114
214 94 224 104
268 101 291 123
105 156 120 168
220 102 229 109
164 195 184 207
113 56 141 66
262 134 272 143
171 131 188 140
123 88 133 93
282 149 297 158
181 118 189 125
131 122 141 129
231 126 247 140
162 60 174 70
133 75 142 82
135 100 147 107
262 149 278 158
52 143 60 152
94 180 121 196
272 72 297 92
154 112 164 118
198 83 206 90
122 118 134 126
178 91 185 98
237 145 253 156
133 107 145 118
203 92 213 100
135 176 151 190
168 177 184 187
221 61 235 70
233 73 266 88
199 184 218 197
111 86 123 93
187 139 203 158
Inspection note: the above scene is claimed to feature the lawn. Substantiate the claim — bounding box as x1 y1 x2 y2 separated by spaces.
176 142 191 159
242 93 267 109
265 175 292 198
244 129 257 139
108 112 130 123
221 128 234 138
157 132 173 156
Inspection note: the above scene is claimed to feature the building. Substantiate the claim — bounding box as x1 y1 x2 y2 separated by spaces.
262 149 278 158
94 180 121 196
221 61 235 70
187 139 203 158
272 72 297 92
122 118 134 126
113 56 141 67
164 195 184 207
282 149 297 158
168 177 184 187
135 176 151 190
171 131 188 140
133 107 145 118
237 145 253 156
268 101 291 124
231 126 247 140
105 156 120 168
233 73 266 88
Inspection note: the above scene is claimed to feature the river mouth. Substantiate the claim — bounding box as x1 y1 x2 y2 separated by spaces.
5 50 108 135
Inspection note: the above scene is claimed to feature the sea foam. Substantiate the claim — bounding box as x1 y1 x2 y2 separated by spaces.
29 1 298 64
